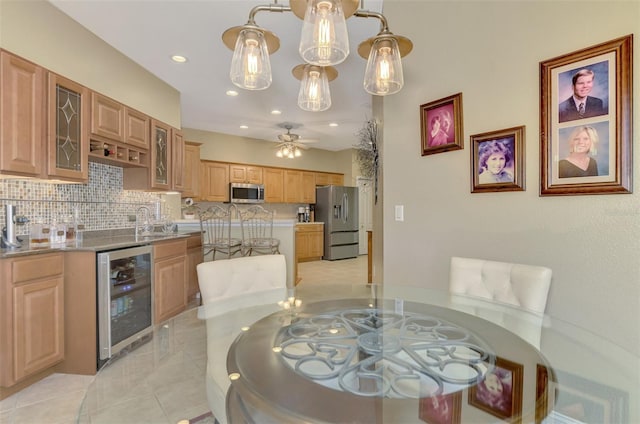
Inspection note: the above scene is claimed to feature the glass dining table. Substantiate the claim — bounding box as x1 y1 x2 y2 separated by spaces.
77 283 639 424
218 284 639 424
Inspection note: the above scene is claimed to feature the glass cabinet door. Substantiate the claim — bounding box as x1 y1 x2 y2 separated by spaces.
151 119 171 189
48 73 89 182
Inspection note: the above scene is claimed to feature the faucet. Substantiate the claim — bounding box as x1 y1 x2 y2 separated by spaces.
1 204 28 249
135 206 152 238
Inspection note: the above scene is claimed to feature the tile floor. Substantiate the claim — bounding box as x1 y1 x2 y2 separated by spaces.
0 255 368 424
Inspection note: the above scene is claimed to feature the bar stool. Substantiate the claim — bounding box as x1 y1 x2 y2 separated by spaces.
238 205 280 256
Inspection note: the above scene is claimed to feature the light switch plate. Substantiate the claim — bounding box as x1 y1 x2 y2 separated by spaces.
395 205 404 221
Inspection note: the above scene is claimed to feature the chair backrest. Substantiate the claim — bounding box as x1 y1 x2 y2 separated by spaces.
198 205 233 246
239 205 274 242
449 256 552 314
197 254 287 317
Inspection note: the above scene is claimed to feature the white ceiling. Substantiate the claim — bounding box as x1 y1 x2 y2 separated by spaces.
49 0 385 151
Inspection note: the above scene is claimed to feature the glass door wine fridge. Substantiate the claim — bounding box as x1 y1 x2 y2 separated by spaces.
97 245 153 368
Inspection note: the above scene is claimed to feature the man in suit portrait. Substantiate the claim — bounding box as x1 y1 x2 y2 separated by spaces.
558 69 607 123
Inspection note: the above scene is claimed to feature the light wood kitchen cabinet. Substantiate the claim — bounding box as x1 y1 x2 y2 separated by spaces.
123 120 182 191
186 233 204 303
172 129 184 192
153 239 187 324
124 108 149 149
230 164 263 184
0 50 46 178
263 167 284 203
47 73 90 182
182 141 201 198
315 172 343 186
91 92 124 142
284 170 317 203
200 160 229 202
0 253 64 388
296 223 324 262
150 119 172 190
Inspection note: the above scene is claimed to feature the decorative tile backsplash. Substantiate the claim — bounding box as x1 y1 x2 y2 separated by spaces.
0 162 162 236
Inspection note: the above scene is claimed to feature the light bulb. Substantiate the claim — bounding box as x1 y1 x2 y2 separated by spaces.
299 0 349 66
298 66 331 112
276 149 283 158
230 28 272 90
282 146 290 156
363 37 404 96
295 148 302 157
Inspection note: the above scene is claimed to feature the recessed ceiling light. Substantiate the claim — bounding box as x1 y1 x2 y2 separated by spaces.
271 109 282 115
329 122 339 127
171 55 187 63
226 90 238 96
239 125 248 129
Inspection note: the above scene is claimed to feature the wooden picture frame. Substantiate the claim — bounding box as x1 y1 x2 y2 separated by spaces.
469 356 523 423
471 125 525 193
420 93 464 156
540 34 633 196
419 391 462 424
536 366 629 423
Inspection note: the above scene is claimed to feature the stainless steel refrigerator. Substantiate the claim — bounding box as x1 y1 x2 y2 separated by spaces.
315 185 359 260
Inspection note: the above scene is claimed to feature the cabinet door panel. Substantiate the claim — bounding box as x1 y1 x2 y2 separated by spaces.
48 73 89 182
264 168 284 203
150 119 172 189
172 129 184 191
91 92 124 142
13 277 64 381
125 108 149 149
183 143 201 198
0 51 46 177
154 256 186 323
200 161 229 202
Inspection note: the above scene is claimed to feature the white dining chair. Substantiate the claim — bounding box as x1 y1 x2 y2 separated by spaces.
196 254 288 424
448 256 552 348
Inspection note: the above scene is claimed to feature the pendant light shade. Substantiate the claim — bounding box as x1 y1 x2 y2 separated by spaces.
229 28 272 90
299 0 349 66
297 65 332 112
363 36 404 96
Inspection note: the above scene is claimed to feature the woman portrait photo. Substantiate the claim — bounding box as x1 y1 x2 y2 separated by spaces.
474 368 514 416
427 105 454 147
477 139 514 184
558 125 599 178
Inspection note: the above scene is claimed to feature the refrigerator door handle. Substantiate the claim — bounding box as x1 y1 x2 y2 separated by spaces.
343 193 348 223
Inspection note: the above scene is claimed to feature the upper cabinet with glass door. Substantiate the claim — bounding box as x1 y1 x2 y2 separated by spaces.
47 73 89 182
150 119 172 190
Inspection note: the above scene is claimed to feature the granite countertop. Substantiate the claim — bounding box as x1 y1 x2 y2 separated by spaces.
0 228 201 258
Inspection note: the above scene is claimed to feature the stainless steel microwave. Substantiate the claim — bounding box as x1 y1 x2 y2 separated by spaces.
230 183 265 203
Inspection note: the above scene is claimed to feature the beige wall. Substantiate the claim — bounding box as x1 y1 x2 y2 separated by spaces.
382 1 639 354
183 128 355 177
0 0 181 128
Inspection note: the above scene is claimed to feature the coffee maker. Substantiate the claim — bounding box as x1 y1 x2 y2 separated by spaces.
1 204 28 248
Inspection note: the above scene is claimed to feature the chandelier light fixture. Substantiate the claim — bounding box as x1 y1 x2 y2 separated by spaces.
276 142 303 158
222 0 413 111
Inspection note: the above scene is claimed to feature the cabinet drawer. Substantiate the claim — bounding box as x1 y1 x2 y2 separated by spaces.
153 239 187 260
11 253 63 283
186 233 203 249
296 223 323 233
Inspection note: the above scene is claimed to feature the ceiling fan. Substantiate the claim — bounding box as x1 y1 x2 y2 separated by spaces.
274 123 317 158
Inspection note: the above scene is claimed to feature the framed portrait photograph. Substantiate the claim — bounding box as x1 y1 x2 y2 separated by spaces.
419 391 462 424
420 93 464 156
540 34 633 196
536 366 629 423
471 126 525 193
469 357 523 423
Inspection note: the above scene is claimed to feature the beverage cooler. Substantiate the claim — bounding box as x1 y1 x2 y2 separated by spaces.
97 245 153 369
